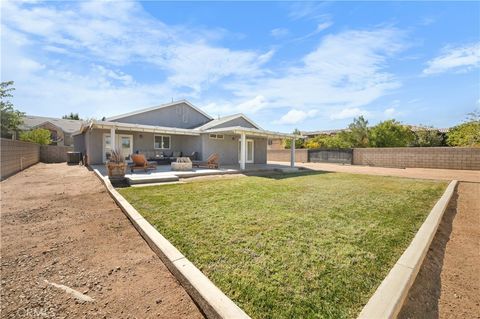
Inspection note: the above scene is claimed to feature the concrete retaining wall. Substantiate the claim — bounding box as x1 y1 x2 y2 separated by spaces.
40 145 73 163
267 149 308 163
0 138 40 180
353 147 480 170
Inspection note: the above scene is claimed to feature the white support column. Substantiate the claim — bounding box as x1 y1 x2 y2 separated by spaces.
290 137 295 167
110 126 116 151
240 133 246 170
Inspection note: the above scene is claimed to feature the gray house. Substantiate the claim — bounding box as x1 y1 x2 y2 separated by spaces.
73 100 295 169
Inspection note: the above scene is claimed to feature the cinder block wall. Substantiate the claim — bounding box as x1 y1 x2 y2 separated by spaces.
353 147 480 170
40 145 73 163
0 138 40 180
267 149 309 163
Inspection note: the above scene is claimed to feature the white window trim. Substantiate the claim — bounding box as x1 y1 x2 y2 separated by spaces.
209 133 224 140
154 134 171 149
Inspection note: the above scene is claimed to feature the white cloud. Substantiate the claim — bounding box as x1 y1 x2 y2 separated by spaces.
384 107 396 117
2 1 407 128
236 96 269 113
2 0 270 95
227 28 405 120
271 28 289 38
330 107 368 120
276 109 318 125
1 0 275 116
423 42 480 75
315 21 333 33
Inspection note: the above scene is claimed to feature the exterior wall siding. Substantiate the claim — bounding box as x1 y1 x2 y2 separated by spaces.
83 128 269 165
73 134 85 153
209 117 257 129
109 102 211 129
201 134 267 165
84 129 203 164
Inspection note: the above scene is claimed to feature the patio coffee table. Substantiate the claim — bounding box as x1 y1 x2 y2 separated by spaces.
171 157 192 171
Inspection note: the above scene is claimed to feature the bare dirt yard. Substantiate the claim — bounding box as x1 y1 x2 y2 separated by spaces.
0 163 203 319
399 182 480 319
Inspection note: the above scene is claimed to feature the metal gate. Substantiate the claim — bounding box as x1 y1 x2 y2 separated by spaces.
308 148 353 164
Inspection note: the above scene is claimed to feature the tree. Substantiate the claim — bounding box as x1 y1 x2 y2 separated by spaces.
304 134 352 149
1 81 25 138
62 112 81 120
369 120 415 147
19 128 52 145
411 127 444 147
284 128 305 149
343 116 370 147
447 110 480 147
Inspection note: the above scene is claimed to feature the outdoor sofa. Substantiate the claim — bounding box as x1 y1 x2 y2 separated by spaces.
137 150 198 164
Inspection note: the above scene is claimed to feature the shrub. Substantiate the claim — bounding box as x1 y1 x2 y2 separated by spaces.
19 128 52 145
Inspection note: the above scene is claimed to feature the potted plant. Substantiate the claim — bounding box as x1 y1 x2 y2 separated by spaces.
106 149 127 180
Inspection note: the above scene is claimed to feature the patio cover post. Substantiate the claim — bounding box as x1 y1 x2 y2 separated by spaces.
110 126 116 150
290 137 295 167
240 132 246 170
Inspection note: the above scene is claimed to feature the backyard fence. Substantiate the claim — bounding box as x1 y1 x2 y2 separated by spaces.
268 147 480 170
1 138 40 180
267 149 308 163
40 145 73 163
353 147 480 170
1 138 73 180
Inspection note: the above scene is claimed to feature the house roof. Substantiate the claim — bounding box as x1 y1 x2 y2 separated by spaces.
105 100 213 122
20 115 84 133
205 126 296 138
195 113 262 130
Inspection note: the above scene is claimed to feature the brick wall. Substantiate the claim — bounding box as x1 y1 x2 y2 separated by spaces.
267 149 309 163
40 145 73 163
0 138 40 180
353 147 480 170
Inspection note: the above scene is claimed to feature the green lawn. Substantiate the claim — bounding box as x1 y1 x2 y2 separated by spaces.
118 172 447 319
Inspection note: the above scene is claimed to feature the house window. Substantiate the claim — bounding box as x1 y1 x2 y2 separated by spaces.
209 134 224 140
154 135 171 149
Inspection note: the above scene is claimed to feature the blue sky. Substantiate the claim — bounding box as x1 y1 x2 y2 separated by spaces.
2 1 479 132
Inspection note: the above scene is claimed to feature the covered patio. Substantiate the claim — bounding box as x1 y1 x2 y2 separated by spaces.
204 126 297 169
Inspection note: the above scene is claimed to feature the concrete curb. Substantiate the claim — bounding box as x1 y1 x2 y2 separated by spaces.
92 169 251 319
358 179 458 319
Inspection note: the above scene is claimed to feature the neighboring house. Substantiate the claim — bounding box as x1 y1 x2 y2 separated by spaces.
73 100 295 168
20 115 84 146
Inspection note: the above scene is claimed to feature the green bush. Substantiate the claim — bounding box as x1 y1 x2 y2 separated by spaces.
19 128 52 145
369 120 415 147
447 121 480 147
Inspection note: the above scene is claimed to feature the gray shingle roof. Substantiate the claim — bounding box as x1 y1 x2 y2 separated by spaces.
20 115 84 133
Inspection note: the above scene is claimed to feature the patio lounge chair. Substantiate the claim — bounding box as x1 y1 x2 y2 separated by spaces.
192 153 219 169
129 154 157 173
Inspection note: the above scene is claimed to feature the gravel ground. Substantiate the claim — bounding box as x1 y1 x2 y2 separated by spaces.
0 163 204 319
399 182 480 319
